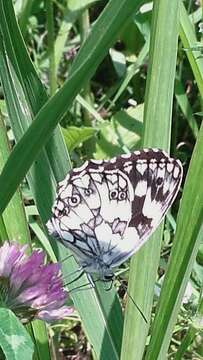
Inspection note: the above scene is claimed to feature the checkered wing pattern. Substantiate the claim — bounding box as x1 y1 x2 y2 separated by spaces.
47 149 183 275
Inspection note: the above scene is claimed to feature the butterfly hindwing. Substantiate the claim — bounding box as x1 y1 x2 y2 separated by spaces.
47 149 183 275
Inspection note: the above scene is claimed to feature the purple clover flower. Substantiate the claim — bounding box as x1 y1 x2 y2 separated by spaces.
0 242 73 323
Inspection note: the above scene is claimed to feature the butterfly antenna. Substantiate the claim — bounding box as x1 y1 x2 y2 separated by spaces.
126 290 148 324
69 282 94 294
118 277 148 324
59 253 75 263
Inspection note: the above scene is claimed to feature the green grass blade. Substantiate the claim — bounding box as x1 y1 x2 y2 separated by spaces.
121 1 179 359
0 0 144 214
145 121 203 359
112 37 150 105
0 113 30 245
18 0 34 37
180 1 203 98
54 0 100 70
175 78 199 139
45 0 57 95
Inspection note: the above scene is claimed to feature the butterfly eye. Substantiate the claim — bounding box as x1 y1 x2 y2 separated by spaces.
118 191 127 201
69 194 81 207
84 188 93 196
156 177 163 186
110 190 118 199
104 273 114 281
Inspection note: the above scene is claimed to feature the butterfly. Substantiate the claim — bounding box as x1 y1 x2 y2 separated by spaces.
47 149 183 282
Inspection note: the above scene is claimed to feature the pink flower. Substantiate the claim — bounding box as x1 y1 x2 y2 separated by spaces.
0 242 73 323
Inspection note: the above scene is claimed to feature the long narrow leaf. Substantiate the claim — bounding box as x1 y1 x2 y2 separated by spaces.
145 121 203 359
121 1 179 359
180 1 203 98
0 113 30 245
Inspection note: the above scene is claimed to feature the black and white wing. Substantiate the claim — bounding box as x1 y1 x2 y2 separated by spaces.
47 149 183 271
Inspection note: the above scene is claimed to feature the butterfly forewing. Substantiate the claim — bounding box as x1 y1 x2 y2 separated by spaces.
47 149 183 276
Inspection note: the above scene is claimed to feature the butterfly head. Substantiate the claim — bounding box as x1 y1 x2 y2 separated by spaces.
82 259 115 282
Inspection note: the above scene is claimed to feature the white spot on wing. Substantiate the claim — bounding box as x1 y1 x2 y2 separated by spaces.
157 166 165 179
119 176 127 189
167 163 173 172
74 161 88 172
61 231 74 243
90 159 104 165
163 179 170 194
136 161 147 175
149 159 157 171
124 165 133 174
106 174 117 184
60 184 73 199
142 191 162 220
121 153 131 159
173 166 180 178
90 173 103 183
134 180 147 196
73 175 91 189
110 157 117 163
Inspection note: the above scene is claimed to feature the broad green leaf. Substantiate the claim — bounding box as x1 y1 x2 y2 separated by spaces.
109 48 126 78
94 105 143 159
62 126 97 152
0 308 34 360
121 0 179 359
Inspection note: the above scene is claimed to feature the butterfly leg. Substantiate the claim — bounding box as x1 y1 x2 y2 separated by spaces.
68 273 95 294
64 269 85 287
86 273 95 288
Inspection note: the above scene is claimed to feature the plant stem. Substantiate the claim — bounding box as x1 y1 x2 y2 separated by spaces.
45 0 57 95
79 9 95 156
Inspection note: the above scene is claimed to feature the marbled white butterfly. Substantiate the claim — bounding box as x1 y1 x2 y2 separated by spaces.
47 149 183 281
